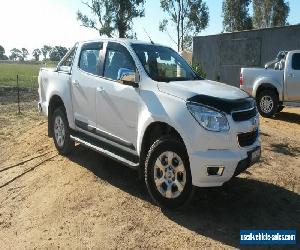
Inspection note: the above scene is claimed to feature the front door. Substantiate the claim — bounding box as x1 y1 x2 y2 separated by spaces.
96 42 140 148
285 52 300 101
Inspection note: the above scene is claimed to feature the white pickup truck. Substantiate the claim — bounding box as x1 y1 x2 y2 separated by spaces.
38 39 260 208
240 51 300 117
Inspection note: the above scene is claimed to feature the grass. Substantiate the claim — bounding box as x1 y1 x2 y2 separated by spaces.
0 62 56 88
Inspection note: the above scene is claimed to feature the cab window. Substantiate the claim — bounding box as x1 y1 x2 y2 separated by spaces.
292 53 300 70
103 42 136 81
79 42 103 75
58 46 77 73
61 47 76 67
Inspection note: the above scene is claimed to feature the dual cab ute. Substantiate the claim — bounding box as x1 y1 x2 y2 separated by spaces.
38 39 261 208
240 51 300 117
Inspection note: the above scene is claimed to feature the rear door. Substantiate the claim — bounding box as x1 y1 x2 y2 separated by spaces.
96 42 140 147
71 42 103 130
285 52 300 101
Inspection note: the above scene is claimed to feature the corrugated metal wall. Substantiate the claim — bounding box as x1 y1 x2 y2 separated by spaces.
193 24 300 86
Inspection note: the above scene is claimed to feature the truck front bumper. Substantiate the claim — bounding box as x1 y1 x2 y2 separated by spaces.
189 141 261 187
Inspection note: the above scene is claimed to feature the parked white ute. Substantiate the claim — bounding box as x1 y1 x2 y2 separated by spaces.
240 51 300 117
38 39 261 208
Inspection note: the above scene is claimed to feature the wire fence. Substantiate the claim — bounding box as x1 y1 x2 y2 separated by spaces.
0 74 39 113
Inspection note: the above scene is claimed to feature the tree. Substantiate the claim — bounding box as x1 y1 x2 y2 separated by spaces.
0 45 8 60
222 0 252 32
10 48 22 61
32 49 41 61
77 0 145 38
253 0 290 29
159 0 209 51
0 45 4 55
21 48 29 61
41 45 52 60
49 46 68 61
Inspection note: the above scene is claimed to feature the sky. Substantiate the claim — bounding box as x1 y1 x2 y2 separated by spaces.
1 0 300 59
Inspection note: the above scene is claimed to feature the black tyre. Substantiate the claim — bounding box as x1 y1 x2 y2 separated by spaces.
277 105 284 113
256 90 279 118
145 136 194 209
52 107 74 155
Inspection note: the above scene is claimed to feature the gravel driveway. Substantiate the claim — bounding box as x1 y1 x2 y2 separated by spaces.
0 103 299 249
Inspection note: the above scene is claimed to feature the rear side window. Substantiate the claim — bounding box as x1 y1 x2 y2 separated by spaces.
292 53 300 70
79 42 103 75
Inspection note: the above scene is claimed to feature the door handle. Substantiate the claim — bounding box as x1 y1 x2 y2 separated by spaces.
72 80 80 87
96 86 105 93
288 73 295 78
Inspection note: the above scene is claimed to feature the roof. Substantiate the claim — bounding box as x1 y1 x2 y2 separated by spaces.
78 38 166 47
194 24 300 39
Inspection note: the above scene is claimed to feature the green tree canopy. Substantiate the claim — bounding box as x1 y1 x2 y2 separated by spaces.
9 48 22 61
21 48 29 61
32 49 42 61
77 0 145 38
49 46 68 61
253 0 290 28
0 45 8 60
0 45 5 58
41 45 52 60
222 0 252 32
159 0 209 51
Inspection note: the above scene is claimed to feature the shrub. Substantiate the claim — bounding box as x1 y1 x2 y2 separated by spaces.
192 62 207 78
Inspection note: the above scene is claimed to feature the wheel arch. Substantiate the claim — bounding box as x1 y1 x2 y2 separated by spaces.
48 95 66 137
139 121 188 171
253 79 282 101
255 83 279 101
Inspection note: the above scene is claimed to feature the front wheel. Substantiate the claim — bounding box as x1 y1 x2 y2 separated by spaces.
145 136 194 209
52 107 74 155
256 90 279 118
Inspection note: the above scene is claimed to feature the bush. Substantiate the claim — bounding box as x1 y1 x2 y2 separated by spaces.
192 62 207 78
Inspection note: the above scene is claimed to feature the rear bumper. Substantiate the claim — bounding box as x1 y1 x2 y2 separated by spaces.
38 101 48 116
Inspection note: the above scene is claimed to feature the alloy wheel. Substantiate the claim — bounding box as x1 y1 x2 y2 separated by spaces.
153 151 186 199
54 115 65 147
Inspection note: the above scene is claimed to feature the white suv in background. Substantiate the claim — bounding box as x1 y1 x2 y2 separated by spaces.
38 39 261 208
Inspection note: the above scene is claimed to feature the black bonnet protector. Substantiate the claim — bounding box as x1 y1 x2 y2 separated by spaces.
187 95 255 114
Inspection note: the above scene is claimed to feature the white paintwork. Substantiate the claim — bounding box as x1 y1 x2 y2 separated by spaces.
38 38 261 188
241 50 300 103
95 77 140 146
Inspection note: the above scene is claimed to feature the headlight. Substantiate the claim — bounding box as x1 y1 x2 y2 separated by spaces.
187 103 230 132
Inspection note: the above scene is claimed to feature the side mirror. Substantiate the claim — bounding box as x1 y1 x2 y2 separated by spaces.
117 68 139 88
57 65 71 74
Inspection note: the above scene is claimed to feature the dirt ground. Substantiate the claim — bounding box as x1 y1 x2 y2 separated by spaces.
0 102 299 249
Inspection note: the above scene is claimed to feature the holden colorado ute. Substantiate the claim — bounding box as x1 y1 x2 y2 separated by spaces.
38 39 261 208
240 51 300 117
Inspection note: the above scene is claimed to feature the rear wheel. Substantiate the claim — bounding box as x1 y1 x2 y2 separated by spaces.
52 107 74 155
145 136 194 209
256 90 278 118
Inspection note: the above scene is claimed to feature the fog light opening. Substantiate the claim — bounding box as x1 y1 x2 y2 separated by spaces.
207 166 224 176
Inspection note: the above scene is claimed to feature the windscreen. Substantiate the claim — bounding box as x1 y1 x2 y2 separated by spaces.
131 44 202 82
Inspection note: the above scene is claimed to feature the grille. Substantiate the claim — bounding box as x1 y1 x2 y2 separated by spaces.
232 108 257 121
238 129 258 147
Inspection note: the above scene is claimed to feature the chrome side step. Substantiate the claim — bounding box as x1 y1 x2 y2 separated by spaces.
70 133 139 169
282 102 300 107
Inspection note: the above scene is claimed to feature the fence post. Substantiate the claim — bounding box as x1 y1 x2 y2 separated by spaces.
17 74 21 114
